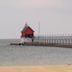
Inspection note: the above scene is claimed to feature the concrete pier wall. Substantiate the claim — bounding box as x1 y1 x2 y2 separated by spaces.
20 38 32 43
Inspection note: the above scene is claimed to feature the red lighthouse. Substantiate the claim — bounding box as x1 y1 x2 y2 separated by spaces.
21 23 34 43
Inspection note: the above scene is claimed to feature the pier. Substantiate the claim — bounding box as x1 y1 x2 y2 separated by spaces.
10 36 72 48
10 42 72 48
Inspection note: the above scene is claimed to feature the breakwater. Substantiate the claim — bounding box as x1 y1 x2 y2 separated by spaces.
10 36 72 48
10 42 72 48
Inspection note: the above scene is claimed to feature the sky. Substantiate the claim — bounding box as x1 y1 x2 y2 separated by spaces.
0 0 72 38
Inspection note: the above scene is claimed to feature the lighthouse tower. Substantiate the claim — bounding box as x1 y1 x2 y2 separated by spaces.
20 23 34 43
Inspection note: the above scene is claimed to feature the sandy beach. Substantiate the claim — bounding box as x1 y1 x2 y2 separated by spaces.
0 65 72 72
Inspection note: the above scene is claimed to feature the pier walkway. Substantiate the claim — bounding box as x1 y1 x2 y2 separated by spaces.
10 36 72 48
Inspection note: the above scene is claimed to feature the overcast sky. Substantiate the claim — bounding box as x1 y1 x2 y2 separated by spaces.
0 0 72 38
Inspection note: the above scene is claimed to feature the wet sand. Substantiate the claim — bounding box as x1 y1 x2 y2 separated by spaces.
0 65 72 72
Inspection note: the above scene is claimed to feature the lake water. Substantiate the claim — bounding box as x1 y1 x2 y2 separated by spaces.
0 39 72 65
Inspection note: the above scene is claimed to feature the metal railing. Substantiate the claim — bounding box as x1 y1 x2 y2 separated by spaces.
34 36 72 45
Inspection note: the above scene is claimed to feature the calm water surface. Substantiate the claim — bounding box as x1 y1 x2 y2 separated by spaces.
0 39 72 65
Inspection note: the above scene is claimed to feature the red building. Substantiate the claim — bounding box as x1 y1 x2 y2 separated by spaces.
21 24 34 38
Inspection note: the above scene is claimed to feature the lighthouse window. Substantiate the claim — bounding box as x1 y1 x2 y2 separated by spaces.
28 34 33 38
25 34 28 38
25 34 33 38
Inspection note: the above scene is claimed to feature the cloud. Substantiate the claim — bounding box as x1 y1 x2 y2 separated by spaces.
16 0 63 8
